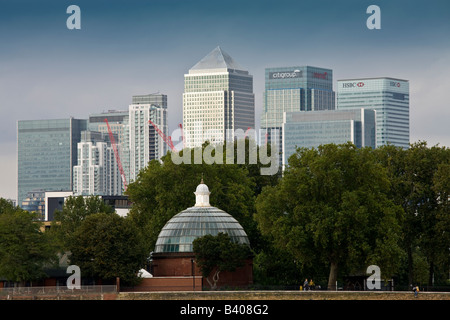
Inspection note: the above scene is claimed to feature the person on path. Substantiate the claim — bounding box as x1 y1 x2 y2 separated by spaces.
413 285 419 298
303 279 309 291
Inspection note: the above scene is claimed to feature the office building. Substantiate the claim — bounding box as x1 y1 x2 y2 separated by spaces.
72 131 122 197
183 46 255 148
260 66 335 162
17 118 87 206
20 189 46 219
337 77 409 149
128 93 168 182
282 109 376 166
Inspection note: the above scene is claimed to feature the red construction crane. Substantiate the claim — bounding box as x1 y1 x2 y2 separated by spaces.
244 127 252 139
178 123 185 149
104 118 128 191
148 120 177 152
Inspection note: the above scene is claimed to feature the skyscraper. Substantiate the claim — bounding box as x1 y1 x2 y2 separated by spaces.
88 110 129 190
183 46 255 148
72 131 122 196
337 77 410 149
128 93 168 182
260 66 335 162
17 118 87 206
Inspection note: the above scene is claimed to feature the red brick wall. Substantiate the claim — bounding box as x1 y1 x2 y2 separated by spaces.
151 252 253 290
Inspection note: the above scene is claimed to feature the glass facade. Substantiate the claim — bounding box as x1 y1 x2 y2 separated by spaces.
128 94 168 182
261 66 335 163
17 118 87 206
183 47 255 148
154 206 250 253
337 78 410 149
282 109 376 166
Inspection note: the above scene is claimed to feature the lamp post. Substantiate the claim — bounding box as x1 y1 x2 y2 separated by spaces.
191 258 195 291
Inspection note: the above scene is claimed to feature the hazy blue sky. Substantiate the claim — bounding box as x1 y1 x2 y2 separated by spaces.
1 0 449 200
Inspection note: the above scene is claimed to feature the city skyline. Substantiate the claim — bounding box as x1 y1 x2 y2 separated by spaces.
1 0 450 200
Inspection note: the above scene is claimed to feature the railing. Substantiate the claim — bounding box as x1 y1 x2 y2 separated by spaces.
0 285 117 299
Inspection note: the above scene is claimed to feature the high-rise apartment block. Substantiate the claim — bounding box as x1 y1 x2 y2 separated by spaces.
72 131 122 196
337 77 410 149
128 93 168 182
17 118 87 206
183 47 255 148
88 110 129 188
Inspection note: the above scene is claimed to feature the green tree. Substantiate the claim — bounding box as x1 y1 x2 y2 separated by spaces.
68 213 147 285
0 200 56 285
193 232 251 290
49 195 114 249
375 142 450 286
255 143 404 290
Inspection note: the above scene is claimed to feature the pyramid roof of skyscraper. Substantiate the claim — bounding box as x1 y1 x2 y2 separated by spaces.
190 46 245 72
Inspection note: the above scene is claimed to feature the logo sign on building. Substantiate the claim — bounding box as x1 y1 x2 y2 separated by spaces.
342 82 365 88
390 81 401 87
269 70 303 80
313 71 329 80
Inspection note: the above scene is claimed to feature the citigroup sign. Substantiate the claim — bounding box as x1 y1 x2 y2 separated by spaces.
342 81 365 88
269 70 303 79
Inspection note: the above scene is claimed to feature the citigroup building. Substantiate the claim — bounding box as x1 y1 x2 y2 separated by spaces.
260 66 335 162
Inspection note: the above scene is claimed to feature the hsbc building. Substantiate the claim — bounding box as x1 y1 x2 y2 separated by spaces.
337 77 410 149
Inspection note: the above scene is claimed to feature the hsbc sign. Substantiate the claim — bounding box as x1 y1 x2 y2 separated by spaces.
342 82 365 88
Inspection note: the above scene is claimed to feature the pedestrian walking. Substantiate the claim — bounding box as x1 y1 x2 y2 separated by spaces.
303 279 309 291
413 285 419 298
309 279 315 290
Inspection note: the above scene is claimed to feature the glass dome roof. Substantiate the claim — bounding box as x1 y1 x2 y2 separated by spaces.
154 206 250 253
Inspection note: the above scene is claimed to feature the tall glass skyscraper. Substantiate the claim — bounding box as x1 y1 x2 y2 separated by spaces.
17 118 87 206
183 46 255 148
337 77 410 149
260 66 335 162
128 93 168 182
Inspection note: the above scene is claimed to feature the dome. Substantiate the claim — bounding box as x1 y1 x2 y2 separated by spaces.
154 181 250 253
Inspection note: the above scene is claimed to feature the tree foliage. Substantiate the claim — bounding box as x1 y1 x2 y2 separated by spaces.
255 143 404 289
193 232 251 290
375 142 450 285
0 200 56 284
68 213 148 285
49 195 115 250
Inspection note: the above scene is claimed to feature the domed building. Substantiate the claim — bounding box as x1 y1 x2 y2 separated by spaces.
149 180 253 290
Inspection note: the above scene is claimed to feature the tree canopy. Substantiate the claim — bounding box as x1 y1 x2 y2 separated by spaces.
68 212 147 285
0 200 56 284
193 232 251 290
255 143 404 289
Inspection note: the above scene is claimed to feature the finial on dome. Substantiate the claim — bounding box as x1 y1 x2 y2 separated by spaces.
194 178 210 207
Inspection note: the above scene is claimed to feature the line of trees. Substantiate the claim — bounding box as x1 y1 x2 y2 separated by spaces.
0 140 449 289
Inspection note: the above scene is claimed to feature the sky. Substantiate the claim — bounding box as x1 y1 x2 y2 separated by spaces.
1 0 449 201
